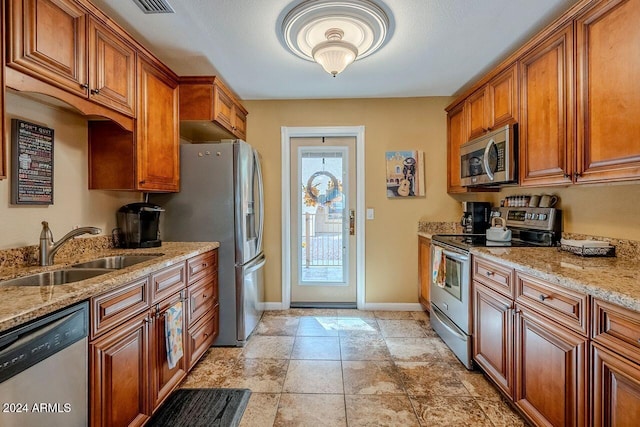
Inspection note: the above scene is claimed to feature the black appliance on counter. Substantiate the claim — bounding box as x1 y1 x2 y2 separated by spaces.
116 202 164 248
430 206 562 370
460 201 491 234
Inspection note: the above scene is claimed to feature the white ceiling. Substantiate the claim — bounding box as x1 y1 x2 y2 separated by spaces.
90 0 579 100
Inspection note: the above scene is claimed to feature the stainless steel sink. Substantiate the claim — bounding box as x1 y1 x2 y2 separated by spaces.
70 254 163 269
0 268 111 287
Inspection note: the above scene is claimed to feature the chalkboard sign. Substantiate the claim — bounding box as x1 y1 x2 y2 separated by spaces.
11 119 54 205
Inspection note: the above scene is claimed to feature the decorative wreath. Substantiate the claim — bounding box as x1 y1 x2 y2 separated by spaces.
303 171 341 207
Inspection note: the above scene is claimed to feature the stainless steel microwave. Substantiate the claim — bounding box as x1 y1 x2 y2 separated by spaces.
460 124 517 186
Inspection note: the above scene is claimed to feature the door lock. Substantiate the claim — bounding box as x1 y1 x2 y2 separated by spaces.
349 209 355 235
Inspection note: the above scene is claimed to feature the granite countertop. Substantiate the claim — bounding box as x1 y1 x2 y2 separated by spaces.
0 242 219 333
471 246 640 312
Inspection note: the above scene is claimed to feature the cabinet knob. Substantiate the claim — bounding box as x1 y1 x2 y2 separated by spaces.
91 88 100 95
539 294 548 301
563 173 571 179
485 271 494 277
574 172 582 179
80 83 89 89
203 294 208 299
139 180 146 185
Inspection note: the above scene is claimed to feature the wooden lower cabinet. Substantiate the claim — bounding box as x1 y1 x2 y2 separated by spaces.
591 342 640 426
514 305 588 427
186 306 219 370
418 236 431 310
90 311 150 427
473 281 514 397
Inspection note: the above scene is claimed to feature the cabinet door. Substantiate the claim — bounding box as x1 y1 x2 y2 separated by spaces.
575 0 640 183
418 236 431 310
1 0 6 180
447 103 467 193
514 306 588 427
7 0 88 96
150 291 187 411
213 82 235 134
88 17 136 116
488 64 518 129
473 282 514 398
186 306 218 370
591 343 640 427
519 23 574 187
233 104 248 140
90 311 150 427
466 87 489 140
137 56 179 192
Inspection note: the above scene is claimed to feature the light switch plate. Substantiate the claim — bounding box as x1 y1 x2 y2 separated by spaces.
366 208 374 220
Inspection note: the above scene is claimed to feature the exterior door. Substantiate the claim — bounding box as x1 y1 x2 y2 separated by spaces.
290 137 356 305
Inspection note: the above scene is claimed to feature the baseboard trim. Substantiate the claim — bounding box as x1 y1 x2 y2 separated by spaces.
262 302 285 311
359 303 424 311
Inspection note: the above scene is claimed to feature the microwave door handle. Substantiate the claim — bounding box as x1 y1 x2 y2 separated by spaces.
483 139 496 181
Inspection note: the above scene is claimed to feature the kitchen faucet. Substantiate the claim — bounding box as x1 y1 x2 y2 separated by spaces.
39 221 102 266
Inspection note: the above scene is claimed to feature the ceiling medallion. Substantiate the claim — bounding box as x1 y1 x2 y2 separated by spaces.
280 0 391 77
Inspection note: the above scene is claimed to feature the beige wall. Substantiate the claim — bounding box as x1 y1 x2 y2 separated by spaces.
244 97 459 304
0 92 139 250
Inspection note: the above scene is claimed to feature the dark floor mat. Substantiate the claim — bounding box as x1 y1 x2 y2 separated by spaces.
147 388 251 427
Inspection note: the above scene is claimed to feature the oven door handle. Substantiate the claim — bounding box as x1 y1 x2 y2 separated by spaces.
431 306 467 341
441 248 469 263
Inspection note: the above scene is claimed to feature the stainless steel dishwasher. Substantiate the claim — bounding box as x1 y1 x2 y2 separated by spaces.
0 302 88 427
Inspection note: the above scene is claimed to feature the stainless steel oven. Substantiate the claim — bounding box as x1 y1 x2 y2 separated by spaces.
430 240 473 369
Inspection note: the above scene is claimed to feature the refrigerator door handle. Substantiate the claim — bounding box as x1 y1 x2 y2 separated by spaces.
254 149 265 254
244 253 266 274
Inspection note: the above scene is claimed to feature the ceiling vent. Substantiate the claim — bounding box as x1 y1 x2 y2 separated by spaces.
132 0 175 14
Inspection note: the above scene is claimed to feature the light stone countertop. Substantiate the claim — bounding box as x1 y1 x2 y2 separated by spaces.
0 242 219 333
470 246 640 312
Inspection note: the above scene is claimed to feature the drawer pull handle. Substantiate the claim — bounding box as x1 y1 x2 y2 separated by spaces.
203 294 208 299
485 271 494 276
539 294 548 301
204 333 209 338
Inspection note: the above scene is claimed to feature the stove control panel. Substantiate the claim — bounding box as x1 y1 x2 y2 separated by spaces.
490 207 561 232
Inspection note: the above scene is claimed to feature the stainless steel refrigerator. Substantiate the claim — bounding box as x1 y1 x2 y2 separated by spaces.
150 140 265 346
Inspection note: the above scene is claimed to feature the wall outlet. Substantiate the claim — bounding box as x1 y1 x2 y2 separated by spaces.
366 208 375 220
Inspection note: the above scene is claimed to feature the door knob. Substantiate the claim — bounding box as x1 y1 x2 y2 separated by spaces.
349 209 355 235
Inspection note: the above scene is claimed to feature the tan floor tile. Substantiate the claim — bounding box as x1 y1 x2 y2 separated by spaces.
373 310 415 320
335 309 375 318
476 397 527 426
283 360 344 394
457 370 503 400
395 361 471 397
255 316 300 336
336 317 380 336
179 357 237 388
274 394 346 427
291 336 341 360
239 393 280 427
205 346 244 360
223 358 289 393
345 395 420 427
410 310 429 321
410 395 493 426
340 336 391 361
342 361 405 395
385 337 442 362
296 316 339 336
378 319 427 338
242 335 295 359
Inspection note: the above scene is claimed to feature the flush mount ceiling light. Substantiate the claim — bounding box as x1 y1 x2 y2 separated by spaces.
280 0 391 77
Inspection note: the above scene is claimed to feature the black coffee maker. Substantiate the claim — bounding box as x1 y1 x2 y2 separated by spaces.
116 202 164 248
461 202 491 234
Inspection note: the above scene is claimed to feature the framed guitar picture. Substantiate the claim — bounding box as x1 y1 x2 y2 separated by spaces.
385 150 424 198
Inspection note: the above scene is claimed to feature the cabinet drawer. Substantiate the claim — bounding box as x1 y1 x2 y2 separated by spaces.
187 306 218 370
187 250 217 285
592 298 640 362
473 256 515 298
91 277 150 339
187 276 217 327
151 262 186 303
515 272 589 336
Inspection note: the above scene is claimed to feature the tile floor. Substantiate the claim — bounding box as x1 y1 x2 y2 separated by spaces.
180 309 527 426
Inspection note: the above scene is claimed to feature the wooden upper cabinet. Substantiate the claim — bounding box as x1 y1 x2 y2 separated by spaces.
575 0 640 183
466 87 489 140
137 56 180 192
1 0 6 180
7 0 137 117
179 76 248 141
488 64 518 130
7 0 88 96
446 103 467 193
88 17 136 116
519 23 574 187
